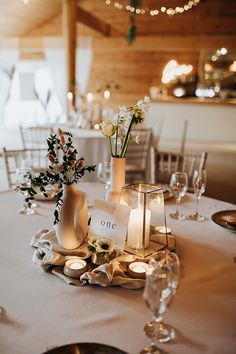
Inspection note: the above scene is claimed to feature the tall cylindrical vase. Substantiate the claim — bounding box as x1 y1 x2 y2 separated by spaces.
106 157 126 203
54 184 88 249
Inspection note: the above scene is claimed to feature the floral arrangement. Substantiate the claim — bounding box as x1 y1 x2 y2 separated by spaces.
87 236 116 264
100 95 150 158
23 128 96 224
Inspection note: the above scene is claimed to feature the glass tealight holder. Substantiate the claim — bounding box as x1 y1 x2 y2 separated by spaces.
120 184 168 258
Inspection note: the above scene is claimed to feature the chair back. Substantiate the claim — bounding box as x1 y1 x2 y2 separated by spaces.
3 147 48 188
155 150 208 189
125 128 154 183
182 152 208 191
20 125 53 149
155 150 183 184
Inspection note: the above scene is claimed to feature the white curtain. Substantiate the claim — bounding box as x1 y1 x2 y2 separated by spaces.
0 46 19 128
44 37 93 112
76 37 93 94
44 47 67 114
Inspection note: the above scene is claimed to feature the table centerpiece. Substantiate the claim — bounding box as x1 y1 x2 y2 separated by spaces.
100 95 150 202
20 128 96 249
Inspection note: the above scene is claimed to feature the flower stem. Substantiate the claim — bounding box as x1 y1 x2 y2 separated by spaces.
115 125 118 157
108 137 113 157
120 116 134 157
122 134 131 157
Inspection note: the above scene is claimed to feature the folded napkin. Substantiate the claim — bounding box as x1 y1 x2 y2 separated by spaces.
52 259 145 289
31 229 91 271
31 229 176 289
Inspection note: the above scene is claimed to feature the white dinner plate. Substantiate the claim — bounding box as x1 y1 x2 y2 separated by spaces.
211 210 236 234
42 342 128 354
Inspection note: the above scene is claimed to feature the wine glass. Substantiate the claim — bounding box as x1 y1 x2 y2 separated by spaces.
188 169 207 221
140 251 176 354
97 161 111 198
15 167 35 215
144 251 180 343
169 172 188 220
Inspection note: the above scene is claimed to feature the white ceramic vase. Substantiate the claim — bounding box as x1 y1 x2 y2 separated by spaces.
54 184 88 249
106 157 126 203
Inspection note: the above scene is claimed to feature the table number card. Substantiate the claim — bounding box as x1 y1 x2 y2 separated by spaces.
88 200 131 252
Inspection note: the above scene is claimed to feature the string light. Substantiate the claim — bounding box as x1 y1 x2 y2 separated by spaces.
105 0 201 17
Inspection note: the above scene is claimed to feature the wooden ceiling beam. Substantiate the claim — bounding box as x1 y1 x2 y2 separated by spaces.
76 5 122 36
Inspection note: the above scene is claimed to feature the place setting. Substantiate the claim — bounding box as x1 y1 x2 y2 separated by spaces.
211 210 236 233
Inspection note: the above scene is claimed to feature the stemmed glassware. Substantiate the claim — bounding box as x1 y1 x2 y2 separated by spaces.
169 172 188 220
140 250 180 354
15 167 35 215
97 161 111 198
188 169 207 221
144 251 180 344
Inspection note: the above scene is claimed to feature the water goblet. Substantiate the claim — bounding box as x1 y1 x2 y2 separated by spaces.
140 251 176 354
169 172 188 220
15 167 35 215
97 161 111 198
144 251 180 343
188 169 207 221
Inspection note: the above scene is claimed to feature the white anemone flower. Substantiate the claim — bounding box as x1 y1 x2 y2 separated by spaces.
95 238 115 253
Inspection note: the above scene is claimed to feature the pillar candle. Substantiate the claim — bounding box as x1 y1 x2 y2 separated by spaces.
127 207 150 249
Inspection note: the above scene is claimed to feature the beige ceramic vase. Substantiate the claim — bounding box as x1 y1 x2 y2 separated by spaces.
54 184 88 249
106 157 126 203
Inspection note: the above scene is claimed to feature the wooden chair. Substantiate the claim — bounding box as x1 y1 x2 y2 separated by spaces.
154 149 208 190
125 128 154 183
20 125 53 149
155 151 183 185
2 147 48 188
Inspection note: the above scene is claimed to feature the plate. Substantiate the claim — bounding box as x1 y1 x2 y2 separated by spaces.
34 185 61 201
42 342 128 354
211 210 236 233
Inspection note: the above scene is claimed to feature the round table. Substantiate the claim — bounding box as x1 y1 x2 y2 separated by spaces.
0 184 236 354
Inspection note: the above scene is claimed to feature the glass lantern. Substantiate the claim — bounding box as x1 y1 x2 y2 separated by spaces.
120 183 168 258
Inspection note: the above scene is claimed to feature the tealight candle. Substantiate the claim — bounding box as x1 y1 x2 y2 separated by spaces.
63 258 87 279
155 226 172 235
128 261 149 279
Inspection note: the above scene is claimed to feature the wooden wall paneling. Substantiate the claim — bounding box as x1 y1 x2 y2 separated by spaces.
87 45 200 107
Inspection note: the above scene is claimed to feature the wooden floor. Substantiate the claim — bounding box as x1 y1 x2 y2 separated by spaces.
0 127 235 205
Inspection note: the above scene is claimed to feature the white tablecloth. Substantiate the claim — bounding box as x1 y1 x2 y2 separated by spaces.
0 184 236 354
